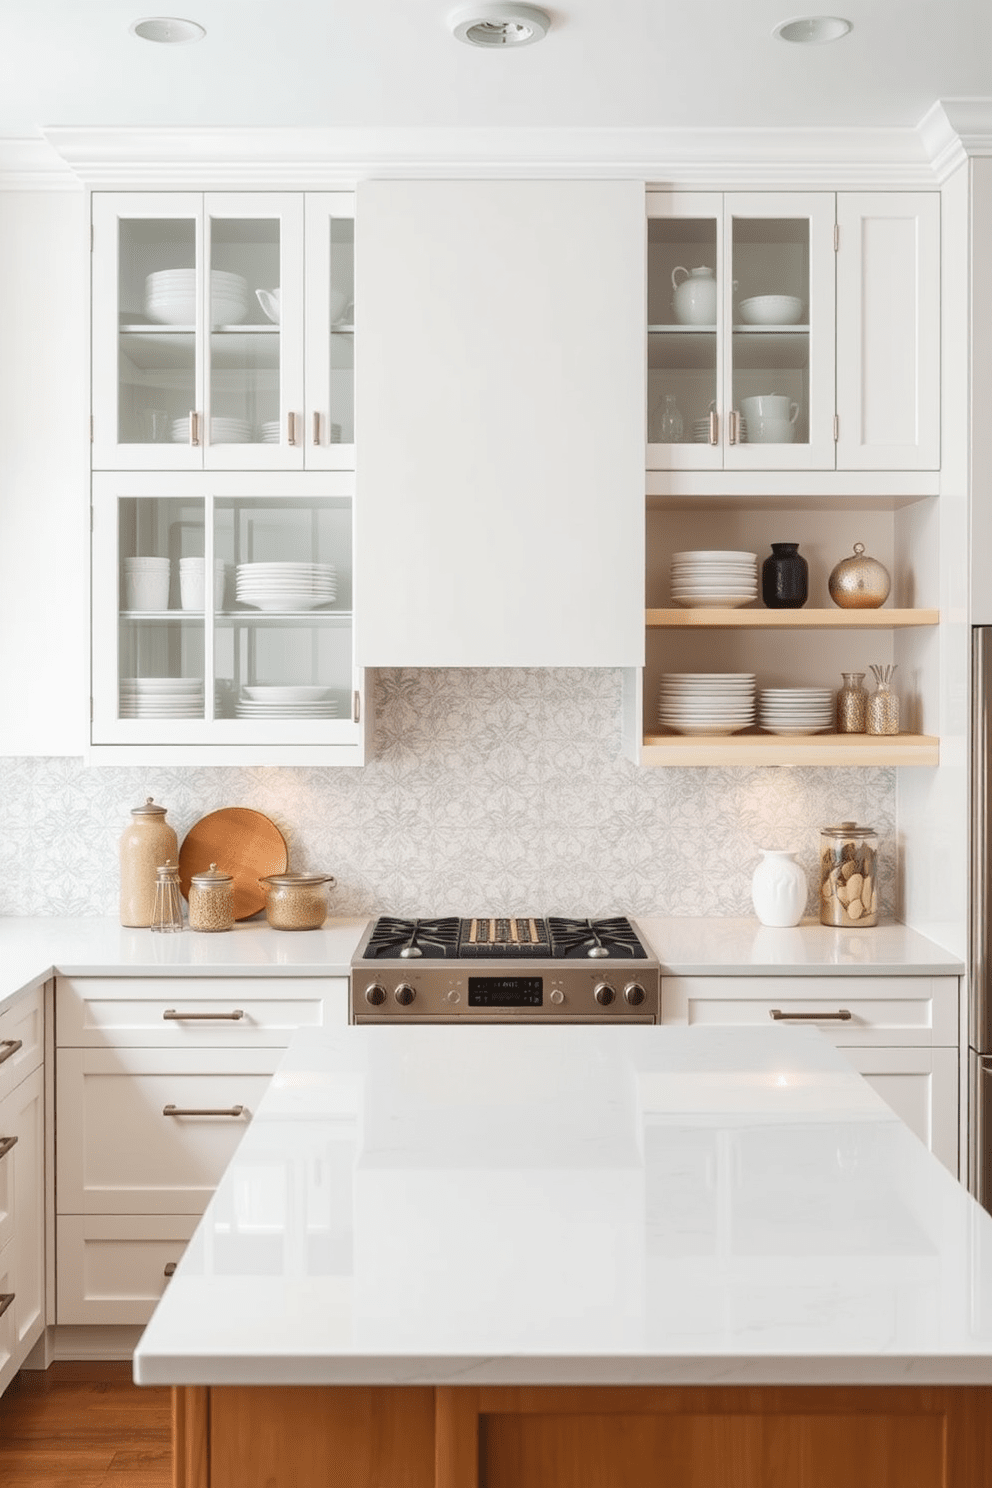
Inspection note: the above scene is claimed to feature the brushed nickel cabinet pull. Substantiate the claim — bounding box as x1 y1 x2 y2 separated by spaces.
0 1293 13 1321
164 1262 178 1278
769 1008 852 1022
312 410 321 445
708 409 718 445
0 1040 22 1067
162 1009 244 1021
190 411 200 447
0 1135 18 1161
728 409 739 445
287 410 298 446
163 1104 245 1118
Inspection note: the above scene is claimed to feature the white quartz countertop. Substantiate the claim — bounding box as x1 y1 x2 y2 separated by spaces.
134 1022 992 1389
637 916 964 976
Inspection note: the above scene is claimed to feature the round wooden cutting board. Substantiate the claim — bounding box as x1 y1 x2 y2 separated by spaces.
178 807 288 920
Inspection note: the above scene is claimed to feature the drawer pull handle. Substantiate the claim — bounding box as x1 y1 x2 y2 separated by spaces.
0 1040 22 1067
163 1104 246 1118
0 1135 18 1161
162 1009 245 1021
769 1008 852 1022
164 1262 178 1278
0 1293 13 1321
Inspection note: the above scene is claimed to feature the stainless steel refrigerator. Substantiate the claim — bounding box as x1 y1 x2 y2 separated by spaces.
971 627 992 1209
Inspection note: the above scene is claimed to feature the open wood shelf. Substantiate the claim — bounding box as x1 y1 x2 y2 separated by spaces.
646 607 938 629
641 732 939 767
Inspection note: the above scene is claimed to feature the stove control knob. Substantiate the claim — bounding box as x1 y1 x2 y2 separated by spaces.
624 982 646 1007
394 983 416 1006
594 982 616 1007
549 989 565 1006
364 983 387 1007
445 988 461 1005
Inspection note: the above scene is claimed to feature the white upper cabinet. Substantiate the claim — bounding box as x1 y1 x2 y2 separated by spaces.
353 179 646 668
836 193 941 470
92 193 356 474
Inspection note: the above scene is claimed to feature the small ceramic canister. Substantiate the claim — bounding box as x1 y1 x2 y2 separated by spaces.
828 543 891 609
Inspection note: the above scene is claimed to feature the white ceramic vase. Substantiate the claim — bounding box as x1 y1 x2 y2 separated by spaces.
751 849 808 927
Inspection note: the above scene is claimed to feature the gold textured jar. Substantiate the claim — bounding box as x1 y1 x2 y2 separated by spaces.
866 663 900 736
828 543 891 609
188 863 235 933
258 872 335 931
119 797 179 928
819 821 879 927
836 672 868 733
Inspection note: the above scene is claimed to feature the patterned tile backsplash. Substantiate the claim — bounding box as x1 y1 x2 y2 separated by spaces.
0 669 896 920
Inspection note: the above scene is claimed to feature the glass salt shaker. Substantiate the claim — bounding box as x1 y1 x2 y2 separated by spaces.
837 672 868 733
150 858 184 932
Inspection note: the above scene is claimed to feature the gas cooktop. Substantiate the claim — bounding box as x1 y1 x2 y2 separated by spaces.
359 915 649 962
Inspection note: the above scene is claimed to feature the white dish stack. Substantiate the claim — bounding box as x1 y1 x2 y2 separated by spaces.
260 420 281 444
235 561 337 612
144 269 249 326
234 684 339 719
169 416 255 445
179 558 229 611
123 556 170 611
692 415 747 444
119 677 203 718
758 688 834 735
670 550 758 608
658 673 757 736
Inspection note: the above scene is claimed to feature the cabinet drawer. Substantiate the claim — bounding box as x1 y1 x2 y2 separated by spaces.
57 1214 198 1326
0 983 44 1099
57 975 347 1047
56 1047 279 1214
661 975 959 1046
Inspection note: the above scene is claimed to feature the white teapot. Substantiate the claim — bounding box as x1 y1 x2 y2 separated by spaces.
671 265 716 326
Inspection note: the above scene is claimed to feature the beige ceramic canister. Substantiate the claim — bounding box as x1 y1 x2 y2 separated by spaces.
119 797 179 927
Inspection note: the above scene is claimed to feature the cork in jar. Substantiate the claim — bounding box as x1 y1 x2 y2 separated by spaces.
119 797 179 928
258 872 335 931
188 863 235 933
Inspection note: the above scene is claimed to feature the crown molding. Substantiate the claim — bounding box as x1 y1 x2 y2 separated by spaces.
917 98 992 182
33 123 943 190
0 135 80 190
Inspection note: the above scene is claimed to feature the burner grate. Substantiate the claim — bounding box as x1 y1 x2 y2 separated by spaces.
363 916 461 960
547 916 646 960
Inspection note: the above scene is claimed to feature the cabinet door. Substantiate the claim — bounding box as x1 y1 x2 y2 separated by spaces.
355 178 646 667
305 193 355 470
202 193 305 472
724 192 836 471
92 192 205 471
836 193 940 470
0 1065 45 1384
843 1046 958 1177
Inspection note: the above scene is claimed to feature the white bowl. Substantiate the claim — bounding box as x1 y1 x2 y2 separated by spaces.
738 295 804 325
244 685 333 702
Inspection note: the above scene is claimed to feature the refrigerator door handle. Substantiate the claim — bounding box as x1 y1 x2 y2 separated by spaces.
970 1051 992 1209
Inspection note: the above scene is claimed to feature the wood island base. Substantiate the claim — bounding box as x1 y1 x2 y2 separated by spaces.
173 1380 992 1488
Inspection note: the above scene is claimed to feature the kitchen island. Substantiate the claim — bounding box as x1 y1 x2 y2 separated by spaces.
133 1022 992 1488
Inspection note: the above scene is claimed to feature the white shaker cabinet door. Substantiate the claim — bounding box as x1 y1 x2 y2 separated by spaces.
836 193 940 470
354 179 646 667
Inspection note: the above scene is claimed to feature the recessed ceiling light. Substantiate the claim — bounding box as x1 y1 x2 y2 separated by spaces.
130 16 206 44
773 15 852 43
449 3 551 48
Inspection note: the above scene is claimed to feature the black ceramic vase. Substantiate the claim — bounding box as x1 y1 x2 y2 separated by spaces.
762 542 808 609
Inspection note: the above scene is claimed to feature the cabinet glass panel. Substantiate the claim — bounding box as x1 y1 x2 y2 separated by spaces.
647 217 718 449
208 219 280 448
117 496 205 718
328 217 354 446
117 219 197 447
730 217 810 447
214 496 353 720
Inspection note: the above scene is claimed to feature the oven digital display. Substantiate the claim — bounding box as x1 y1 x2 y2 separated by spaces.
468 976 543 1007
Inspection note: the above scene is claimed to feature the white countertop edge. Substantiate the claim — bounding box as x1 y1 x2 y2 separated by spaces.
133 1351 992 1389
634 917 964 976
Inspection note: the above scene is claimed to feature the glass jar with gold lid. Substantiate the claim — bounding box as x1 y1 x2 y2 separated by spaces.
258 872 335 931
188 863 235 933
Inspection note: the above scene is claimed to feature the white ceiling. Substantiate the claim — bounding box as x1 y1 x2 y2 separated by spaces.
0 0 989 141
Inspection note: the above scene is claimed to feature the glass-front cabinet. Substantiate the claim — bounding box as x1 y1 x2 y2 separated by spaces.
91 472 365 763
647 192 836 471
92 192 354 472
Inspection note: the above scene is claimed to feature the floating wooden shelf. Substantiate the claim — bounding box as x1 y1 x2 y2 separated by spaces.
641 732 939 768
646 607 939 629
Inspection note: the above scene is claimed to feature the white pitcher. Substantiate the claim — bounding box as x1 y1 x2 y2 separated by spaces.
671 265 716 326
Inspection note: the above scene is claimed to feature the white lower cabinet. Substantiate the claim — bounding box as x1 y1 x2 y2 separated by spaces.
0 988 46 1396
55 974 346 1326
661 974 960 1175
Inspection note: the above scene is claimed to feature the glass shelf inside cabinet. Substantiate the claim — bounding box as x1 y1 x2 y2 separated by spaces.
117 218 196 447
117 495 206 720
214 496 353 721
647 216 717 447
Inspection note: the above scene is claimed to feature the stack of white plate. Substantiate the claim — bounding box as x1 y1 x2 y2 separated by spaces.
209 417 253 444
260 420 281 444
692 416 747 443
670 550 758 609
234 684 339 719
119 677 203 718
144 268 249 325
657 673 756 736
758 688 834 736
235 561 337 612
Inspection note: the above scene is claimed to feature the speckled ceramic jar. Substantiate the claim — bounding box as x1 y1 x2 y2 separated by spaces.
119 797 178 928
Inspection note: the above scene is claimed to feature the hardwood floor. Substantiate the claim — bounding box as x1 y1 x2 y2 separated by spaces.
0 1363 171 1488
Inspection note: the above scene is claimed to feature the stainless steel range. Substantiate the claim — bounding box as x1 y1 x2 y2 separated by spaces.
350 916 660 1023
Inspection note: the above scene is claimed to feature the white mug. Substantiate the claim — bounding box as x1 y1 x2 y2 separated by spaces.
740 394 799 424
749 416 796 445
